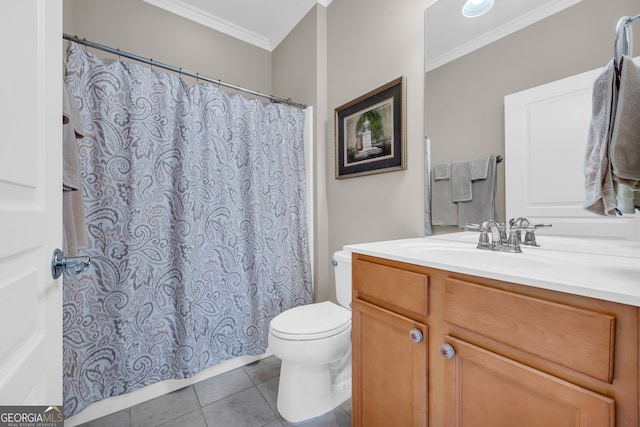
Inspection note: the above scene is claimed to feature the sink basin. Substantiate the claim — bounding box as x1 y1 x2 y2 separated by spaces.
396 240 562 272
429 232 640 259
404 245 554 269
532 235 640 258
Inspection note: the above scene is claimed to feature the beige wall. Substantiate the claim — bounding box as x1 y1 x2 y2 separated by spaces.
63 0 271 93
273 6 332 301
325 0 437 300
425 0 640 231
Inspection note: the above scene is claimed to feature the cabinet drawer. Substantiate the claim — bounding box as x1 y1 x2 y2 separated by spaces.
444 277 615 383
353 258 429 317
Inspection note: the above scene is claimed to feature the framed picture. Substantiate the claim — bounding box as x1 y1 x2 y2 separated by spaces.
335 76 406 179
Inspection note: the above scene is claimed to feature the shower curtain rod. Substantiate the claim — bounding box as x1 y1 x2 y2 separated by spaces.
63 33 308 109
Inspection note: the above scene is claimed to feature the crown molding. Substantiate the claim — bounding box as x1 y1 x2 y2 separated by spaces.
143 0 273 51
425 0 583 72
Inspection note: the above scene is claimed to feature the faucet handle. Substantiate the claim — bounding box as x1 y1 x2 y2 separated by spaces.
511 225 539 246
525 223 552 247
477 231 491 249
505 230 522 253
497 223 508 244
524 230 539 247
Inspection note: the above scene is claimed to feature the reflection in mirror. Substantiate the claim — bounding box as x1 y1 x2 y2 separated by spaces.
424 0 640 239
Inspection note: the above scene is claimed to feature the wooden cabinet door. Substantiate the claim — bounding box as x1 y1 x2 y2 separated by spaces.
352 298 428 427
443 336 615 427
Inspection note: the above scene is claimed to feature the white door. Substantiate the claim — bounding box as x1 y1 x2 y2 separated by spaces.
0 0 63 404
505 59 640 240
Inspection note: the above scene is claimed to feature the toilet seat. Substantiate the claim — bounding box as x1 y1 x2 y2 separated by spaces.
270 301 351 340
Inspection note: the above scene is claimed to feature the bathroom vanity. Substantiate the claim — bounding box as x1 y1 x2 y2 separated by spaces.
347 232 640 427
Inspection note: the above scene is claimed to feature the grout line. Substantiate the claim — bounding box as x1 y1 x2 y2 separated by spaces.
199 407 208 427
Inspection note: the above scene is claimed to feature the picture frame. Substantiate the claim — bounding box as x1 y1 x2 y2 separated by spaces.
334 76 406 179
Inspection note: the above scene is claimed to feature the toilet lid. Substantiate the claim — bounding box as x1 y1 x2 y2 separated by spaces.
270 301 351 340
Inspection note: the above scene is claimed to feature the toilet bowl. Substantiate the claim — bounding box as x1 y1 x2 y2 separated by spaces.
268 250 352 423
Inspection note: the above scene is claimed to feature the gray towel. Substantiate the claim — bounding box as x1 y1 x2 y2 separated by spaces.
458 155 499 227
610 55 640 187
451 161 472 202
431 163 458 226
469 156 490 180
616 182 636 214
583 59 618 216
433 163 450 180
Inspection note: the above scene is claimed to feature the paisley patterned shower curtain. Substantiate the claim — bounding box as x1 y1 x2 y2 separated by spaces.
62 42 312 417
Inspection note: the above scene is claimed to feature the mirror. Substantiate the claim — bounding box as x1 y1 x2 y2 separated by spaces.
424 0 640 238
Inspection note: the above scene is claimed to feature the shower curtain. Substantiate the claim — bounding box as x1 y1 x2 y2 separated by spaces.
62 42 313 417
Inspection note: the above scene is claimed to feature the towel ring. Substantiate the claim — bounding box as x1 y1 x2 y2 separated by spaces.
614 15 640 65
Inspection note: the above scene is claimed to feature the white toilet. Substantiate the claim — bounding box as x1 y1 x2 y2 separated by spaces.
268 250 352 423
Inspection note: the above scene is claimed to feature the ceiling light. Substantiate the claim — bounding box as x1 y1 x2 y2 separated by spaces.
462 0 494 18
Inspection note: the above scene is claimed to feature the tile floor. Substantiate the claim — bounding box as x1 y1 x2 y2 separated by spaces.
78 356 352 427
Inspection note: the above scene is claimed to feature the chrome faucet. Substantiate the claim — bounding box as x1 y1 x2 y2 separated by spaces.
477 220 502 250
508 217 552 247
476 220 521 252
470 217 553 253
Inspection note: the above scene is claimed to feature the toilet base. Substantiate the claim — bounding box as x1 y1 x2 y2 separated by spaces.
276 353 351 423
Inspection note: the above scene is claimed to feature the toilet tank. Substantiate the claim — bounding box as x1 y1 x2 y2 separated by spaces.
333 250 352 309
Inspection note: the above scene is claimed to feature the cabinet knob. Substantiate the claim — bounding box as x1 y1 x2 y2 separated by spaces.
409 328 423 343
439 343 456 360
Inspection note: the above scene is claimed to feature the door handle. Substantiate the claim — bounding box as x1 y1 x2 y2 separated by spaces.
51 248 91 279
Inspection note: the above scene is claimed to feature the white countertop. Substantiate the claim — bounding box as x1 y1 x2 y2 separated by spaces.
345 232 640 307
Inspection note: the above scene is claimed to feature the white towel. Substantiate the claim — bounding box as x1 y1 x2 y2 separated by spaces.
63 85 88 256
63 86 84 191
583 60 618 216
